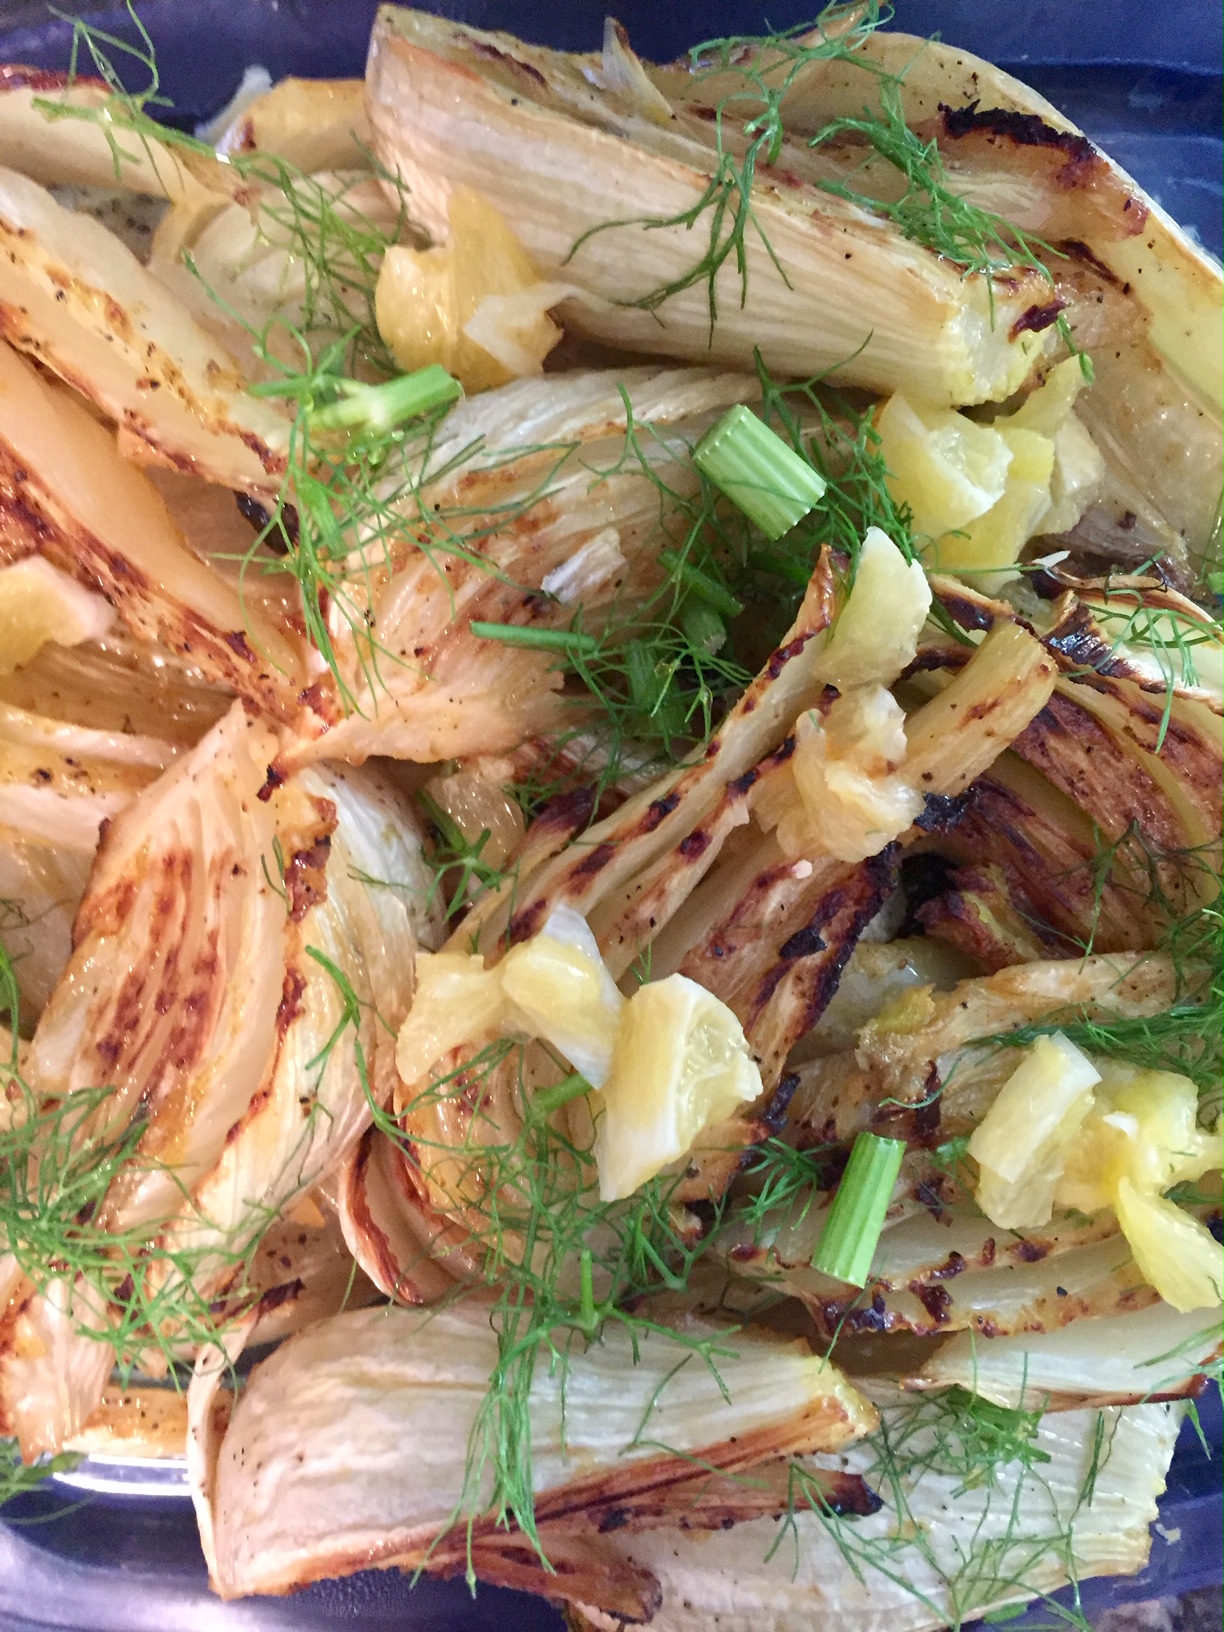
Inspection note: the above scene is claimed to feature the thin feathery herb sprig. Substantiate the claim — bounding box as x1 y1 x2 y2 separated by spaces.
754 353 916 561
33 10 939 761
381 1038 736 1567
910 1386 1052 1496
1138 1325 1223 1458
557 399 756 765
34 11 512 714
0 1440 81 1507
0 1078 271 1375
216 308 590 713
732 1138 837 1238
807 78 1057 292
1080 582 1224 751
566 4 892 330
487 355 931 811
467 405 756 805
310 959 835 1572
568 4 1076 339
415 790 514 923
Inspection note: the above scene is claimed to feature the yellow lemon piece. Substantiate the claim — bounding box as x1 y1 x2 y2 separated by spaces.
500 906 624 1089
970 1046 1220 1308
1105 1066 1221 1191
1054 1107 1141 1217
1044 411 1105 533
0 557 113 675
1057 1063 1220 1214
862 984 937 1039
375 185 561 393
876 392 1012 538
595 974 761 1202
395 950 506 1091
968 1032 1100 1229
876 363 1105 586
811 527 931 692
779 692 923 865
931 423 1054 583
1114 1177 1223 1313
1008 355 1089 436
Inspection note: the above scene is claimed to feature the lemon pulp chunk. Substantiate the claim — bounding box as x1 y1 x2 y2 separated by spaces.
780 692 923 865
500 906 624 1089
969 1039 1223 1310
876 393 1012 538
395 951 507 1087
931 423 1054 581
876 360 1102 585
595 974 762 1203
811 526 932 692
375 185 561 392
968 1032 1100 1229
392 921 805 1218
1114 1178 1223 1313
0 557 113 675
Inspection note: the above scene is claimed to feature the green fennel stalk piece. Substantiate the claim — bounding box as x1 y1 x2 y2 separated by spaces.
306 365 462 435
811 1131 906 1285
694 404 828 539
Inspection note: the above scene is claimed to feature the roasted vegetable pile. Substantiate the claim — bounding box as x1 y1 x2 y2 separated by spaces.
0 7 1218 1629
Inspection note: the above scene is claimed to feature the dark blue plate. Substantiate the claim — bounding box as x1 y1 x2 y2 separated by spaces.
0 2 1218 1627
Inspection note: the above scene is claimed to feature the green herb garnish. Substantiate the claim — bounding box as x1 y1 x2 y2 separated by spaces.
1000 833 1222 1108
569 3 1076 337
288 363 461 437
808 78 1055 289
416 789 513 923
567 4 893 329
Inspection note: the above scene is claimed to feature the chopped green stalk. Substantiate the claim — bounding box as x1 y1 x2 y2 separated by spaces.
658 550 744 618
625 639 661 714
530 1072 593 1120
469 621 600 655
693 405 826 540
681 600 727 655
750 547 814 585
578 1247 598 1334
308 364 461 435
811 1131 906 1286
625 638 687 737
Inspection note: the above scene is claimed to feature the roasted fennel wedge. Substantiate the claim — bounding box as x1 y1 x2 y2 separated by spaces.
192 1301 876 1611
0 702 441 1456
366 9 1052 406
